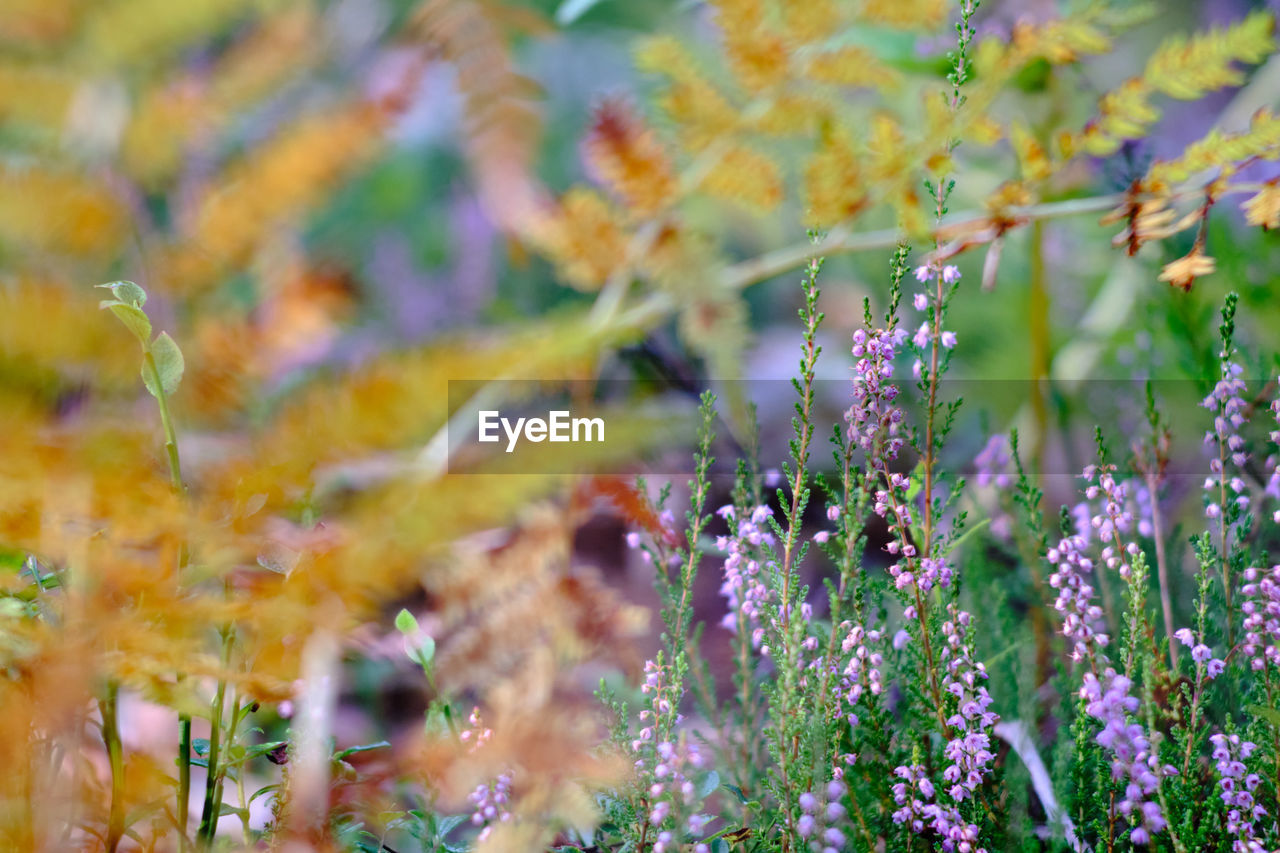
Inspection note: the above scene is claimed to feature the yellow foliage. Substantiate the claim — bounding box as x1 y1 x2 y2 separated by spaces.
711 0 791 93
803 45 902 91
804 125 868 227
779 0 843 44
0 167 127 258
1072 11 1274 158
1243 182 1280 230
584 98 678 217
697 143 783 210
1146 108 1280 187
532 188 631 290
82 0 262 67
860 0 946 30
173 102 387 290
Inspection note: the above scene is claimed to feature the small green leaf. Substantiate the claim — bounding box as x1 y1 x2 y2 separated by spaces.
333 740 391 761
394 608 419 635
106 302 152 344
406 634 435 668
192 738 211 756
711 840 730 853
97 280 147 308
722 783 748 804
697 769 720 800
436 814 467 838
142 332 184 398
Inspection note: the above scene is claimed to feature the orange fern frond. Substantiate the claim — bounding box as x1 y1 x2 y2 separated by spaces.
584 98 678 217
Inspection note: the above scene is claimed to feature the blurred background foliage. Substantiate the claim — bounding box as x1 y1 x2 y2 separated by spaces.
2 0 1280 848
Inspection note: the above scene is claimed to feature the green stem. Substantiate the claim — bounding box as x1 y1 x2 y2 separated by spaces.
197 627 236 847
101 682 125 853
143 345 194 848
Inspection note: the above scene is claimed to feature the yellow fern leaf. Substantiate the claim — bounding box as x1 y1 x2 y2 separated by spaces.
804 46 902 91
861 0 946 29
1011 122 1052 181
1143 10 1274 100
0 167 126 258
697 143 783 210
635 36 739 150
710 0 790 92
531 188 629 290
1147 108 1280 186
804 126 867 226
780 0 843 44
583 98 677 217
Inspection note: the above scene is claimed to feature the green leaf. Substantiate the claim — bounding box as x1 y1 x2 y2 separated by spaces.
247 783 280 805
436 813 467 838
697 769 719 800
711 840 730 853
394 608 419 635
332 740 391 761
722 783 749 804
102 302 152 344
1247 704 1280 729
142 332 184 398
192 738 211 756
97 280 147 308
406 634 435 669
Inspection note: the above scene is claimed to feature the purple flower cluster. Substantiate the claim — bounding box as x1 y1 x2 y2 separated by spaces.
837 623 884 726
1202 357 1250 523
639 736 710 846
910 264 961 378
891 763 935 833
939 607 998 803
1268 398 1280 523
468 771 513 841
1046 533 1109 663
797 778 849 853
1083 464 1141 580
1080 670 1175 845
847 326 908 462
973 434 1013 539
635 658 681 748
1172 627 1226 679
715 504 776 643
890 763 983 853
1241 564 1280 670
1209 733 1267 853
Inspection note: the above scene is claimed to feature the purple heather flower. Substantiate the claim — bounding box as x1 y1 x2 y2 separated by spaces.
913 292 929 310
914 265 932 282
716 505 776 638
1202 357 1250 526
1047 532 1109 662
813 530 830 544
940 330 957 349
1266 396 1280 522
942 265 961 284
1080 669 1173 845
974 434 1012 490
826 505 841 522
1241 564 1280 670
1211 733 1267 853
939 605 999 803
468 771 514 841
625 532 642 549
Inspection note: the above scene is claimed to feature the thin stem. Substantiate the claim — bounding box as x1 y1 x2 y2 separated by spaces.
1145 465 1177 669
197 627 236 847
101 683 125 853
144 345 193 849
